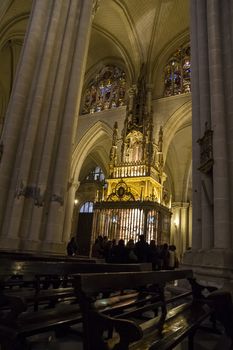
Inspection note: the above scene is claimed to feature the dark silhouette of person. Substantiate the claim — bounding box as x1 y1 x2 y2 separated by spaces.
67 237 78 256
111 239 127 263
126 239 138 263
148 240 159 270
160 243 170 269
92 236 104 258
134 234 149 262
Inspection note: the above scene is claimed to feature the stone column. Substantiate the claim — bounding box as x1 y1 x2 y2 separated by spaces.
42 0 94 248
184 0 233 288
0 0 94 252
172 202 190 261
63 181 80 243
207 0 231 249
191 0 214 251
190 0 231 250
190 0 202 250
0 0 56 247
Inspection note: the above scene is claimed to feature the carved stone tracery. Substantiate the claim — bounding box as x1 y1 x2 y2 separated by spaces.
197 122 214 174
15 181 45 207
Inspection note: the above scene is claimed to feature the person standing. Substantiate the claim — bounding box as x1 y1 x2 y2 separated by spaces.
160 243 170 269
66 237 78 256
134 234 149 263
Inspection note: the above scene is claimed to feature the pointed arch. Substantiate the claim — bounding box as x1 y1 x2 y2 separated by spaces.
163 99 192 162
71 121 113 182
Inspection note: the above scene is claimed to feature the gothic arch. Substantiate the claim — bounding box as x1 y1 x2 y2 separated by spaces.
0 13 29 48
163 99 192 162
71 121 113 183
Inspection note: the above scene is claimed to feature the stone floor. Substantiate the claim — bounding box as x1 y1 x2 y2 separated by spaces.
28 323 231 350
26 284 232 350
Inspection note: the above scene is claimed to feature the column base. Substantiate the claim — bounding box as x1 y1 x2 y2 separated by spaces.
0 237 21 251
182 249 233 292
40 240 66 254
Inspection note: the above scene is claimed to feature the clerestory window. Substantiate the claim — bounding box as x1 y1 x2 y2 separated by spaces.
164 44 191 97
82 65 127 114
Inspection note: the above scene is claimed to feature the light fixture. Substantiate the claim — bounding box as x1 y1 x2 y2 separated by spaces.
74 199 78 205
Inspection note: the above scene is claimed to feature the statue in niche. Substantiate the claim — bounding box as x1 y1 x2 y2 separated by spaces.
124 131 143 163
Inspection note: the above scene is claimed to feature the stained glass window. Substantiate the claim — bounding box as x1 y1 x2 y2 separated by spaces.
85 166 105 182
80 201 94 213
82 65 127 114
164 44 191 97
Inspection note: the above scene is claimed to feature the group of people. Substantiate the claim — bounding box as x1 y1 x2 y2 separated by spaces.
91 234 179 270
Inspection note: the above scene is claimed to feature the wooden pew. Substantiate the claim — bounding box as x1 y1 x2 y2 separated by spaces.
0 261 152 349
0 260 151 311
0 259 151 287
74 269 228 350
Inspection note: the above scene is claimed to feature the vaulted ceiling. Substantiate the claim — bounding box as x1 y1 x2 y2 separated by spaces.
87 0 190 96
0 0 190 101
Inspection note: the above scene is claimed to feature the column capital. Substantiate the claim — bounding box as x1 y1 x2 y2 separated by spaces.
68 179 80 191
172 201 190 209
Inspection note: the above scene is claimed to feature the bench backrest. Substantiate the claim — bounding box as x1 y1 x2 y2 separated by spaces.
74 269 194 350
74 269 193 296
0 260 152 284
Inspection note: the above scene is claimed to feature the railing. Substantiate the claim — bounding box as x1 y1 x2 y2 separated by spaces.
110 164 149 178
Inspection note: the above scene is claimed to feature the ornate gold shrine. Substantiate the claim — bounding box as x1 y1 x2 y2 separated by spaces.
92 66 171 244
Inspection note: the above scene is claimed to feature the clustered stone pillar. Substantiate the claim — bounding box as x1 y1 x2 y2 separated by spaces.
171 202 191 261
0 0 94 252
63 181 80 244
184 0 233 288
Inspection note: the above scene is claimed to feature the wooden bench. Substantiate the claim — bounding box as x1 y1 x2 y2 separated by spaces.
0 261 152 349
0 259 151 292
0 293 82 350
0 259 151 283
74 269 229 350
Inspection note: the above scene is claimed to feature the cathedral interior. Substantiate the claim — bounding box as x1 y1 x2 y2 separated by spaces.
0 0 233 290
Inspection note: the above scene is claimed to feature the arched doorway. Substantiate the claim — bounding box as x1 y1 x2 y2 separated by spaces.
76 201 94 256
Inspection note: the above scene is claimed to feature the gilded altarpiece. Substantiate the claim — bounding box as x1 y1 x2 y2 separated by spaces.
92 67 171 244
